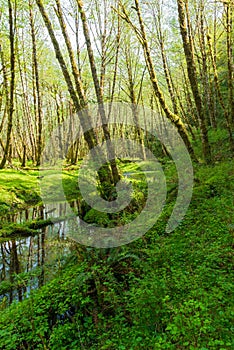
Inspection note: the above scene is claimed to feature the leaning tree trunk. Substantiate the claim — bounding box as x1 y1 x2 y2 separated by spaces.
76 0 120 185
225 1 234 126
119 0 197 162
36 0 119 199
177 0 211 164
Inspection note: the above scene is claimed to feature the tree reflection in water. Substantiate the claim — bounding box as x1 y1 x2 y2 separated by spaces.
0 201 79 307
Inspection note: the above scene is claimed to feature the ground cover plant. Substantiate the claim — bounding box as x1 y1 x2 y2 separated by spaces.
0 0 233 348
0 154 233 349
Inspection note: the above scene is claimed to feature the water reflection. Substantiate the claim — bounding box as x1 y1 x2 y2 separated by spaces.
0 201 80 307
0 200 81 225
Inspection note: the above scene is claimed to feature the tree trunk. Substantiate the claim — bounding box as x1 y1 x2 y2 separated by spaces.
119 0 197 162
196 0 213 128
207 32 234 153
0 0 15 169
154 4 179 115
177 0 211 163
29 0 43 166
124 44 146 160
76 0 120 185
225 1 234 126
17 37 37 162
36 0 119 199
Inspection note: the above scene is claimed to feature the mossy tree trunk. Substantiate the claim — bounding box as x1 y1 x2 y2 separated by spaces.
124 43 146 160
196 0 215 129
177 0 211 163
118 0 197 162
76 0 120 185
36 0 119 199
153 3 179 116
207 32 234 154
225 1 234 126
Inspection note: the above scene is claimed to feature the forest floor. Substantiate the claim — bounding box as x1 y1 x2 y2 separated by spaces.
0 130 233 349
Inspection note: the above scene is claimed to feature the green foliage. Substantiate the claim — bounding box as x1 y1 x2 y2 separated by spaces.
84 208 111 227
0 218 58 239
0 157 233 349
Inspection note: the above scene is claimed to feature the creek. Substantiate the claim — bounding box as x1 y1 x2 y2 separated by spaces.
0 201 81 307
0 169 160 307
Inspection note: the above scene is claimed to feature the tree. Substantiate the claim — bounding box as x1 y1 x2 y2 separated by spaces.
0 0 16 169
117 0 197 162
207 28 234 153
177 0 211 163
29 0 43 166
225 0 234 126
152 1 179 116
36 0 120 198
76 0 120 184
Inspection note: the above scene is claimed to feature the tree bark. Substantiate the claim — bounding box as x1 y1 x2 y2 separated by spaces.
207 32 234 153
29 0 43 166
177 0 211 163
76 0 120 184
119 0 197 162
0 0 15 169
225 1 234 126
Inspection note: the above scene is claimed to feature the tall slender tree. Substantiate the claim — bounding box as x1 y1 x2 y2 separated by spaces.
117 0 197 162
177 0 211 163
36 0 120 198
207 30 234 152
29 0 43 166
0 0 16 169
76 0 120 184
225 0 234 125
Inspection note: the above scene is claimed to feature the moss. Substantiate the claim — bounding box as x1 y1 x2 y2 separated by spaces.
0 219 51 240
84 208 111 227
0 224 38 239
0 168 82 216
0 169 41 215
0 215 71 241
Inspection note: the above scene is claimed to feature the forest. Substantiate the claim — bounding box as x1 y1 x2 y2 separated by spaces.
0 0 233 349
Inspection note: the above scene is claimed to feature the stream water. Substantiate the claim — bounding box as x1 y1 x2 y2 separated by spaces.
0 170 160 307
0 201 81 307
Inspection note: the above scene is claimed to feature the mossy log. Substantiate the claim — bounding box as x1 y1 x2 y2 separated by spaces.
0 217 65 241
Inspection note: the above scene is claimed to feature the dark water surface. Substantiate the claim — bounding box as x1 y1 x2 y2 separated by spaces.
0 170 160 306
0 201 80 306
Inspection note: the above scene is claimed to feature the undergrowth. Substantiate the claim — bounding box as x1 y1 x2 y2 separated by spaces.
0 157 233 349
